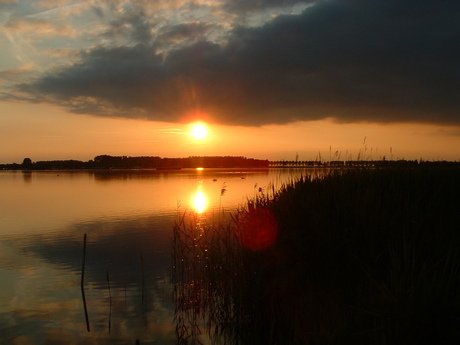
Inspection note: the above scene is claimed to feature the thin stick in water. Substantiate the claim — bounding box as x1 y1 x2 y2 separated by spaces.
140 252 145 309
80 233 90 332
107 268 112 333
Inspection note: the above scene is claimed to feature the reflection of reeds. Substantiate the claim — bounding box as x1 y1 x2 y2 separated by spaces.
172 210 250 344
173 167 460 344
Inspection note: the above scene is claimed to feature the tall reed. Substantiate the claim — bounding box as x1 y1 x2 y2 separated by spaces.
173 167 460 344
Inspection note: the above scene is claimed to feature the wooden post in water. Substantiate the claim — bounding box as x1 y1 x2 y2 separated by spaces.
81 233 87 286
107 268 112 334
80 233 90 332
140 252 145 309
140 252 148 327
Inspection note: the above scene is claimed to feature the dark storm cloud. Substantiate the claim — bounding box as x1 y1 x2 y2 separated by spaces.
222 0 316 13
102 6 153 43
12 0 460 126
18 44 174 119
158 22 212 43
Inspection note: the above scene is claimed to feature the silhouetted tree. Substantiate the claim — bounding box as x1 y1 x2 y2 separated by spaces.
22 158 32 168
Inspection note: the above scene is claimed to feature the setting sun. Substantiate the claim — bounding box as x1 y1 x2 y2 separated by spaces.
190 123 208 140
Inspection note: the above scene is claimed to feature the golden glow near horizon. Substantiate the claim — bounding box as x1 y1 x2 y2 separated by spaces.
190 122 208 140
1 103 459 163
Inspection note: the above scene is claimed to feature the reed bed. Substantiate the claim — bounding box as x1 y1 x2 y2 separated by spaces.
172 167 460 345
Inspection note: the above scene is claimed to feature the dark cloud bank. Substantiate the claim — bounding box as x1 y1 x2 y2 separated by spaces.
15 0 460 126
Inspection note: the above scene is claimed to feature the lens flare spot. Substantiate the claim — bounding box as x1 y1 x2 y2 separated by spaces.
236 207 278 251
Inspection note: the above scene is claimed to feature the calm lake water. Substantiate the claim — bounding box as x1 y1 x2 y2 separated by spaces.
0 168 324 345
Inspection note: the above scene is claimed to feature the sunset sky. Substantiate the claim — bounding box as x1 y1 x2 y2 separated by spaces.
1 0 459 163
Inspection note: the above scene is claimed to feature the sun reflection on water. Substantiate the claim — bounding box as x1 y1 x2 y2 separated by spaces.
192 188 207 213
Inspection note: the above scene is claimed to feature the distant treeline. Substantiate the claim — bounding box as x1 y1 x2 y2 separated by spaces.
0 155 270 170
1 156 459 170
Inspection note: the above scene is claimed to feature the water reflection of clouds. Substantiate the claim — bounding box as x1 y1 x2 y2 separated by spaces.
1 215 177 344
3 303 176 345
14 215 173 289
